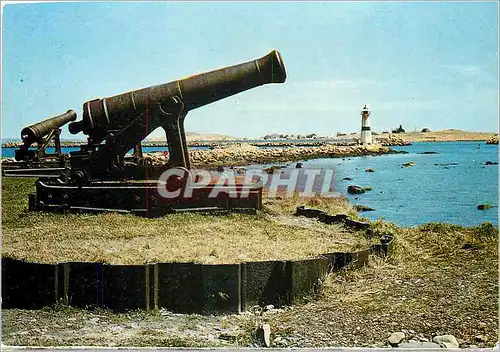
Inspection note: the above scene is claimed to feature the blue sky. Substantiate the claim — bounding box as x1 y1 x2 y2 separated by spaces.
2 1 498 139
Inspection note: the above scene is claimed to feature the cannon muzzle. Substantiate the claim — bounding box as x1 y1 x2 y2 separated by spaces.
69 50 286 136
21 110 77 145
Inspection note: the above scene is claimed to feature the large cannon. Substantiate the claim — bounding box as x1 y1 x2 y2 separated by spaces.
30 50 287 216
66 50 285 182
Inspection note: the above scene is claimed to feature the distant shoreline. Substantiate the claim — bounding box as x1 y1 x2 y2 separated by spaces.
386 129 497 143
2 129 497 149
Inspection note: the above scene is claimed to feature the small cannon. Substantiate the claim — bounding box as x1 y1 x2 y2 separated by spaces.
16 110 77 162
2 110 77 177
30 50 287 216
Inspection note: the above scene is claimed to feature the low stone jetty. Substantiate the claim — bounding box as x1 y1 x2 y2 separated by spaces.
2 141 83 148
375 137 412 146
143 143 405 167
2 139 364 149
2 139 405 167
1 139 349 149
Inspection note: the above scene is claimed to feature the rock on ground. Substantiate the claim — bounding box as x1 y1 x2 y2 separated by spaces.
256 323 271 347
433 334 459 348
398 341 441 349
388 332 406 346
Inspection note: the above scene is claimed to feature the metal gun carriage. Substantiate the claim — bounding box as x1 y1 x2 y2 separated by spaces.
2 110 77 177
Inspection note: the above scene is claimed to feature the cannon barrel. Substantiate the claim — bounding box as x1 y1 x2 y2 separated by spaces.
69 50 286 135
21 110 77 145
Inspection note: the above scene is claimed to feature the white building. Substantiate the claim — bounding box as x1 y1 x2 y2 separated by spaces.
360 105 372 145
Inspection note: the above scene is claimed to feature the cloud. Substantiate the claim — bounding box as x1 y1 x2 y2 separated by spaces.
290 79 385 90
442 64 482 77
375 100 445 112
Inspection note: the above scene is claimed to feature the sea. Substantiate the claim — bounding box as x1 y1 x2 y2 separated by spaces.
1 141 498 227
260 141 498 227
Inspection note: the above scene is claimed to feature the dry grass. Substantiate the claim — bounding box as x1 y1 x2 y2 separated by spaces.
263 189 355 216
258 220 498 347
1 177 370 264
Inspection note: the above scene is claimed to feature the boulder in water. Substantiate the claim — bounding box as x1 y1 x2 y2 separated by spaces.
485 161 498 165
365 168 375 172
435 162 459 167
354 204 376 212
401 161 415 168
264 165 282 174
348 185 365 194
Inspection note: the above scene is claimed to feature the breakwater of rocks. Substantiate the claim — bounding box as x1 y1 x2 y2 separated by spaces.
375 137 412 146
2 141 85 148
486 136 498 145
2 139 348 149
143 144 406 167
2 140 407 166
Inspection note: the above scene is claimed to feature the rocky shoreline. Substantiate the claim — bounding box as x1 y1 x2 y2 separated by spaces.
142 144 407 167
2 139 395 149
376 137 412 146
486 136 499 145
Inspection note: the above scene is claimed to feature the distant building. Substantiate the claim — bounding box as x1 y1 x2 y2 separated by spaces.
263 134 281 140
360 105 372 145
392 125 406 134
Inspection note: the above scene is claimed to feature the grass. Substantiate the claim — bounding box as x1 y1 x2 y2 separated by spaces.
259 219 498 347
1 177 371 264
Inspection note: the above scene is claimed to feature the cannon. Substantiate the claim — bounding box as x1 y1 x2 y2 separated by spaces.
2 110 77 177
66 50 285 182
16 109 77 161
30 50 287 216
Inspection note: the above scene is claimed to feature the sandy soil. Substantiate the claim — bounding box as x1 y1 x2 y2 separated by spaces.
377 129 497 143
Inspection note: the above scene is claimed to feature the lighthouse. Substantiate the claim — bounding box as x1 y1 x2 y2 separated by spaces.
360 105 372 145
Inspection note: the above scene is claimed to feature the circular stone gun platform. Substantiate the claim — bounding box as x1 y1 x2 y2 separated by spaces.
2 175 393 315
2 209 393 315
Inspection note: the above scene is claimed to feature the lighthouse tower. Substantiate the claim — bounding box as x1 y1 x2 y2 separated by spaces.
360 105 372 145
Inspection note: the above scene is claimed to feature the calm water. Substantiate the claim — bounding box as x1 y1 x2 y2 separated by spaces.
286 142 498 227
